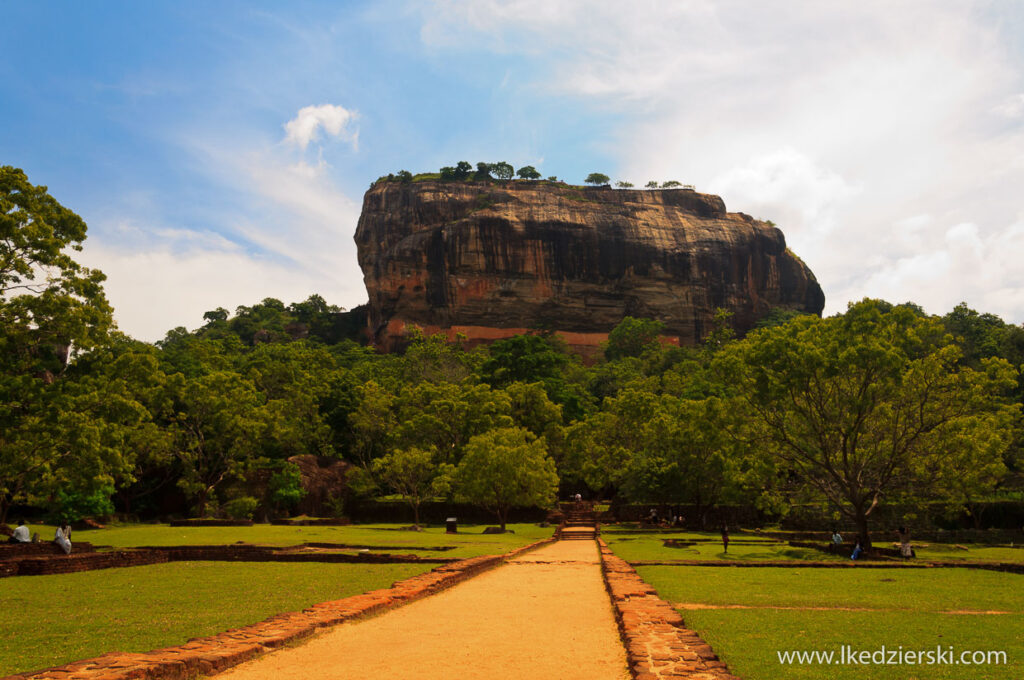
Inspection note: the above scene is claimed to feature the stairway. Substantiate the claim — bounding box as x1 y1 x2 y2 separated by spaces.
558 503 598 541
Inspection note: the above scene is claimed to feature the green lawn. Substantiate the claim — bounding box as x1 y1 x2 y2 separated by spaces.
601 530 844 563
634 565 1024 680
0 561 431 676
37 522 553 559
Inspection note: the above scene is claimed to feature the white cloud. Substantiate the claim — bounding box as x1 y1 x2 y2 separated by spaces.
283 104 358 151
419 0 1024 323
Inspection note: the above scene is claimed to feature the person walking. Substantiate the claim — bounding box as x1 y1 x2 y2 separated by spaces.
720 524 730 553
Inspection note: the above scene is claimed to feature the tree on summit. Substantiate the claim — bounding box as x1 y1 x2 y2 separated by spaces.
491 162 514 181
516 165 541 180
585 173 610 186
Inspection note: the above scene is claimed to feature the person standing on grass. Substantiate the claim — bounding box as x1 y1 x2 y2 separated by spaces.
720 524 729 553
897 526 912 559
54 522 72 554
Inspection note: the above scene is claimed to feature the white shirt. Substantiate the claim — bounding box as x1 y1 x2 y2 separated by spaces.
12 525 30 542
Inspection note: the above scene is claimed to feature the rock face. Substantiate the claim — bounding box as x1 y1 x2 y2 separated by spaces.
354 180 824 352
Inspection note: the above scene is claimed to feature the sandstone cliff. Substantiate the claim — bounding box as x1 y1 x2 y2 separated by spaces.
354 180 824 352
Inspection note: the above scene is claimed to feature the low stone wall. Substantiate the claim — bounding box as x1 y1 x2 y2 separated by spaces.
269 518 351 526
598 540 739 680
7 537 556 680
0 542 95 557
169 519 254 527
0 543 461 578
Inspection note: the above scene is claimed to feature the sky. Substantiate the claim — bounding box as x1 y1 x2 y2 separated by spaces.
2 0 1022 341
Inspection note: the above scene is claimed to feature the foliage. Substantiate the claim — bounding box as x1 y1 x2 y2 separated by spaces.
490 161 514 180
661 180 682 188
372 447 454 527
516 165 541 180
455 427 558 530
645 180 659 188
615 181 634 188
584 172 610 186
605 316 666 360
714 299 1019 546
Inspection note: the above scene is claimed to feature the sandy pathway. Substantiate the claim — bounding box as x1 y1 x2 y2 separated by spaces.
218 540 629 680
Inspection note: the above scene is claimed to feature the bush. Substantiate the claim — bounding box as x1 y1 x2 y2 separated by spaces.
223 496 259 520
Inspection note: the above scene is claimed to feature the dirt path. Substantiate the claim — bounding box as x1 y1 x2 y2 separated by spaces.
218 540 629 680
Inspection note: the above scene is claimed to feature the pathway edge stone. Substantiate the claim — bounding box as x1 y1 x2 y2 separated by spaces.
598 538 741 680
3 536 556 680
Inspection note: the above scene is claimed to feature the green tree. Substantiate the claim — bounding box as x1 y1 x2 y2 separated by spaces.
661 180 682 188
645 181 659 189
584 173 610 186
491 162 514 181
455 427 558 531
715 299 1019 547
0 166 127 522
474 162 493 180
605 317 666 360
169 371 270 517
516 165 541 180
615 181 634 188
373 447 454 528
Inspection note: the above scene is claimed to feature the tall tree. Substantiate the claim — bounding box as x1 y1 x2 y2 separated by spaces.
715 299 1018 547
455 427 558 531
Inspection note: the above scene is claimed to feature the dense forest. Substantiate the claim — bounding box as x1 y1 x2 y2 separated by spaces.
3 166 1023 544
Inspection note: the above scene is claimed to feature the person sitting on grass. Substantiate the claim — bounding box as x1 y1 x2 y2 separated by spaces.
830 528 843 553
54 522 72 554
7 520 31 544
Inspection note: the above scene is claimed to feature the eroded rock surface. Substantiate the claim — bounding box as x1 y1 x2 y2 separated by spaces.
354 180 824 351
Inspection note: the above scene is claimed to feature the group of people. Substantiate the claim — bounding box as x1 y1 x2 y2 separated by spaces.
4 520 73 554
836 526 913 560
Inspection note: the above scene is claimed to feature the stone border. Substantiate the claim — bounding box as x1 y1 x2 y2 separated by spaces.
0 544 462 579
598 539 739 680
627 559 1024 574
4 537 556 680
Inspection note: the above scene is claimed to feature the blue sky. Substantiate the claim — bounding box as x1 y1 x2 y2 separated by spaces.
2 1 1023 340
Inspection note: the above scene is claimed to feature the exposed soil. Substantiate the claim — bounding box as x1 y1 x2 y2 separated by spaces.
218 540 629 680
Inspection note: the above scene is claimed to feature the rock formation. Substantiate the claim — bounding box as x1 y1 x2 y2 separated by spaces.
354 179 824 353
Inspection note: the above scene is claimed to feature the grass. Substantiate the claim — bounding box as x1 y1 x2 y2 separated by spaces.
0 521 554 675
46 522 553 559
0 561 431 676
601 529 844 563
632 565 1024 679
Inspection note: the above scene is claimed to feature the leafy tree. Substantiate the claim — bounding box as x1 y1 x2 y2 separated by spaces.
373 447 454 528
455 427 558 531
516 165 542 180
615 181 634 188
546 176 559 182
474 162 492 180
169 371 270 517
645 181 659 189
584 173 610 186
0 166 130 522
393 381 513 464
439 166 456 180
480 334 570 387
396 170 413 183
661 180 682 188
605 316 666 360
715 299 1019 547
491 162 514 181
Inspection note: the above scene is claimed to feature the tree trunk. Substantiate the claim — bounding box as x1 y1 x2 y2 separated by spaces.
196 489 208 518
854 508 872 550
499 506 508 533
412 502 421 530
